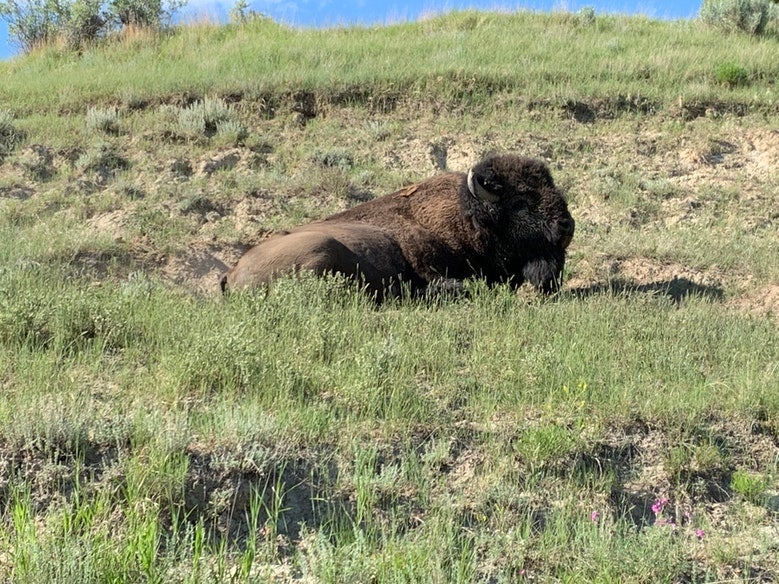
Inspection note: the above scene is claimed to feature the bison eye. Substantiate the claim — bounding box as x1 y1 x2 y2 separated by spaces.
472 174 494 192
483 178 503 192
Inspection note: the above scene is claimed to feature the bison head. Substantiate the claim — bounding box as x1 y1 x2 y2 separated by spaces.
465 154 575 293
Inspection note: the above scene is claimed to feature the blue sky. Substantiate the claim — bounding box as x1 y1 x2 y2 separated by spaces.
0 0 703 60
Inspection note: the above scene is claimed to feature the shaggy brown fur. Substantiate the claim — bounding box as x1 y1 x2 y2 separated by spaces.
221 154 575 299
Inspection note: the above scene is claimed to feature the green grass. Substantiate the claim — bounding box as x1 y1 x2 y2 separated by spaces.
0 267 777 581
0 7 778 582
1 11 778 115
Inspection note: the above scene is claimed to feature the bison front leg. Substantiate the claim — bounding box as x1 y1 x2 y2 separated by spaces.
419 278 468 299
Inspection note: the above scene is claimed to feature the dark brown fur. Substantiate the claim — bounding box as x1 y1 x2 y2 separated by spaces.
221 154 575 299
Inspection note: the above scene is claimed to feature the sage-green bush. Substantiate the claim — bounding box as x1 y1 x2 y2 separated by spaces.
700 0 773 35
0 110 26 160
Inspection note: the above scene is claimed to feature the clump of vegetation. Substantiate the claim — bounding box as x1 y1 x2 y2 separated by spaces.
699 0 773 35
311 148 354 171
0 0 63 52
364 120 395 141
86 106 120 134
214 118 249 146
15 144 56 180
0 0 187 52
714 61 750 86
76 140 129 180
162 97 246 140
730 470 769 504
110 0 185 27
229 0 265 24
63 0 106 50
0 110 26 161
578 5 597 26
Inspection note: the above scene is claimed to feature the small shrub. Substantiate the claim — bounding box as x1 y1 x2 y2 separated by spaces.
158 103 182 132
16 144 56 181
578 6 597 26
714 62 750 87
0 0 65 52
0 110 27 161
86 106 120 134
108 0 186 28
215 119 248 146
63 0 106 50
173 97 236 139
229 0 265 24
700 0 772 35
0 286 55 349
76 141 129 181
176 105 206 137
364 120 394 142
201 96 233 131
312 148 353 171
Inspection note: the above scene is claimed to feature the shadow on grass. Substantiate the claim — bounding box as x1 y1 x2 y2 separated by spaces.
568 277 724 305
183 450 351 548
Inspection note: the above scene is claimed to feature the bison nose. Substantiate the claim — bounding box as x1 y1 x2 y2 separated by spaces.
559 216 575 249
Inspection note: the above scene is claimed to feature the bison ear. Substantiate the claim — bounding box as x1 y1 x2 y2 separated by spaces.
467 168 502 203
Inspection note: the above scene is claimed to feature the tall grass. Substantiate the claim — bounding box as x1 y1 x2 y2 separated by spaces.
0 264 777 580
1 11 777 114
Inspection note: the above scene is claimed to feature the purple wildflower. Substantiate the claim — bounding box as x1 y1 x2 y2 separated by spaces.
651 498 669 515
695 529 705 540
591 511 600 523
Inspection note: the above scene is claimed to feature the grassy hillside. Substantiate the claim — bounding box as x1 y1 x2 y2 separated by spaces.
0 10 778 583
1 11 778 115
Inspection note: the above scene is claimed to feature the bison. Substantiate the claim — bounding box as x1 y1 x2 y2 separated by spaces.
221 153 575 299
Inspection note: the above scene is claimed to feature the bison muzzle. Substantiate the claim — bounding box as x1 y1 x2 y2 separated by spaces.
221 153 575 299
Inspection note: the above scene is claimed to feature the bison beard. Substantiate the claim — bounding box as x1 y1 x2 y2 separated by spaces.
221 153 575 299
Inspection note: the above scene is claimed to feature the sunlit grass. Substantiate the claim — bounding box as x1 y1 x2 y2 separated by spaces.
1 11 778 114
0 8 777 582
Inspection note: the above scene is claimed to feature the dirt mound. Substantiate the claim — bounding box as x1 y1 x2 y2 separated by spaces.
567 256 725 303
162 244 247 295
670 129 778 193
88 209 130 242
382 136 480 175
732 284 779 322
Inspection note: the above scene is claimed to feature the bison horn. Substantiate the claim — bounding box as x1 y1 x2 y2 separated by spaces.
467 169 500 203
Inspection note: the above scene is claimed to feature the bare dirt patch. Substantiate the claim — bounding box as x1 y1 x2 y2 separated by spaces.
88 209 131 242
732 284 779 322
669 128 778 194
382 136 480 175
567 256 725 303
162 244 247 295
612 257 723 290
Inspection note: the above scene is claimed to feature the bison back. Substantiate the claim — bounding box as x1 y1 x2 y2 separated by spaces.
221 223 417 298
